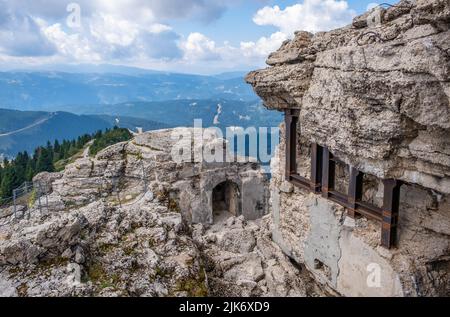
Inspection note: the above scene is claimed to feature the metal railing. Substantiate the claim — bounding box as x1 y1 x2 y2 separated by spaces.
0 159 148 226
103 159 149 209
0 181 49 227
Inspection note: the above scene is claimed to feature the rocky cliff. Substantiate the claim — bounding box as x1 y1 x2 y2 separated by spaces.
247 0 450 296
1 0 449 298
247 0 450 193
0 129 322 297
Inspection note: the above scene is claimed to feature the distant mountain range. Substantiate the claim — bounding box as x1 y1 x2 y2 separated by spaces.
5 64 251 79
0 69 282 159
0 109 169 158
54 99 281 129
0 71 256 110
0 97 282 158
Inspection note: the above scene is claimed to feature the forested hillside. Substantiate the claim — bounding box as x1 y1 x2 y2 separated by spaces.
0 109 167 158
0 127 132 200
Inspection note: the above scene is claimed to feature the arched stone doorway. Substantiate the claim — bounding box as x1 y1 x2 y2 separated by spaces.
212 181 241 223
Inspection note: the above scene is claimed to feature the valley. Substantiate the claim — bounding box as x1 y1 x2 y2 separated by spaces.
0 71 281 159
0 71 256 110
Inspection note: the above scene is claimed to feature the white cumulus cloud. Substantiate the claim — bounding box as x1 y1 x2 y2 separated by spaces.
148 23 173 34
0 0 358 73
240 32 288 58
180 32 220 61
253 0 356 34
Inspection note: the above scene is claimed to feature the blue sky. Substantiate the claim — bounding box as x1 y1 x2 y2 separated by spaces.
170 0 394 45
0 0 397 74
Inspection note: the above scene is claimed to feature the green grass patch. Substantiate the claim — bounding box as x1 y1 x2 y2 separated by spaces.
89 127 132 157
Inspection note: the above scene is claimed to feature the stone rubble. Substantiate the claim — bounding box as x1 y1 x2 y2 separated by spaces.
0 128 323 297
193 215 324 297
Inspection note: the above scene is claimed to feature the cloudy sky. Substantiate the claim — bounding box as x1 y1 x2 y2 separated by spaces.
0 0 395 74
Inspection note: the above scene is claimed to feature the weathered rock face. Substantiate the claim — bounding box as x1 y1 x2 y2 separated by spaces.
247 0 450 193
1 129 314 297
269 140 449 297
193 215 324 297
0 198 207 297
247 0 450 297
50 128 268 225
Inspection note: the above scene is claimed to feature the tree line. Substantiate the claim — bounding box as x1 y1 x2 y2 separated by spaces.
0 127 132 201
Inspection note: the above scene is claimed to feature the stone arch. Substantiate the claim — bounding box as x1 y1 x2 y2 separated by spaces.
193 172 244 225
211 180 242 223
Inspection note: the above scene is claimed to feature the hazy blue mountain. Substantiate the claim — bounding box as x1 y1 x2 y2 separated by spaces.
71 99 282 130
6 64 252 78
0 97 282 159
7 64 165 76
0 109 51 134
0 68 282 161
0 71 257 111
0 109 169 158
213 71 250 80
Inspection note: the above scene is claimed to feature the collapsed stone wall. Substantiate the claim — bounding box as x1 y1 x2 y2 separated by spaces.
247 0 450 296
50 128 268 225
2 129 298 297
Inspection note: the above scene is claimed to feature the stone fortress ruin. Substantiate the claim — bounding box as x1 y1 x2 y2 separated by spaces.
0 0 449 297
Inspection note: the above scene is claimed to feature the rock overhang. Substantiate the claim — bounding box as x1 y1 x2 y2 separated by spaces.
246 0 450 193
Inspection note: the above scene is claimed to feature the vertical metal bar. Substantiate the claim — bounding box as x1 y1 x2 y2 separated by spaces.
284 111 291 180
13 189 17 216
310 143 323 193
38 183 42 212
381 179 402 249
141 160 147 192
348 167 363 218
321 148 335 198
321 148 330 198
284 110 298 180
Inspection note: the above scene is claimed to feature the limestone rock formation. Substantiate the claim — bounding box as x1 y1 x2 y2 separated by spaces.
0 199 206 297
246 0 450 193
0 129 318 297
193 215 324 297
247 0 450 296
51 128 268 225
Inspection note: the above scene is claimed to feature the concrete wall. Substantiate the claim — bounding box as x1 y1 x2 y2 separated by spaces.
174 164 268 225
269 141 450 297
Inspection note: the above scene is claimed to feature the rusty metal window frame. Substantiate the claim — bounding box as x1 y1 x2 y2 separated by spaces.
284 110 403 249
285 109 323 194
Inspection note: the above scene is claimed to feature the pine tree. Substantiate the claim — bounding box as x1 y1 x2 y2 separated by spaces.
0 128 130 200
36 147 54 173
25 161 34 181
53 140 61 161
0 166 16 199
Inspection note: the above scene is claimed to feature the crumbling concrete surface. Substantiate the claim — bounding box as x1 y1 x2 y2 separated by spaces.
247 0 450 297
